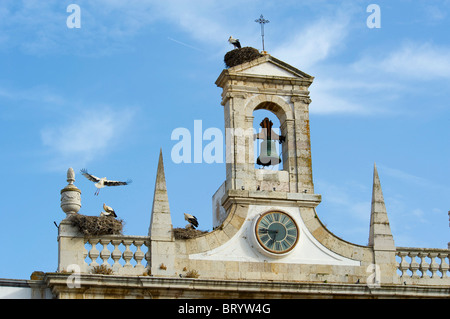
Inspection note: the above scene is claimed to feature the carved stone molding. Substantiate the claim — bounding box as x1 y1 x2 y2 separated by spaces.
291 96 311 104
226 92 248 100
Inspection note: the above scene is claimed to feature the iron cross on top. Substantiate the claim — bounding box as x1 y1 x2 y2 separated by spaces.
255 14 269 52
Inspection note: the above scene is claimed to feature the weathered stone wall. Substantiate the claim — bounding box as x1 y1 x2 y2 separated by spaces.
172 192 376 285
216 55 315 195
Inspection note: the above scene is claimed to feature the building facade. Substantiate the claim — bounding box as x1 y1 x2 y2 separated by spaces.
5 54 449 299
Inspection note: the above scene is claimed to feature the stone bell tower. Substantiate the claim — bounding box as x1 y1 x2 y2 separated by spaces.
213 54 318 227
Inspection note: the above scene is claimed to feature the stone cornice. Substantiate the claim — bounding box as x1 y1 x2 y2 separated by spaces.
44 273 450 299
219 87 310 106
221 189 322 211
216 70 314 89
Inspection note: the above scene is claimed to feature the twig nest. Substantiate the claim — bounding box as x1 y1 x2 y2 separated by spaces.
173 227 208 239
67 214 124 236
224 47 263 68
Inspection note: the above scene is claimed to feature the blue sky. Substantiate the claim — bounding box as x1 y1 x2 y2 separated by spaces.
1 0 449 280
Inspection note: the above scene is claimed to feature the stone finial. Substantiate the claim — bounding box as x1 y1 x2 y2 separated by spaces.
61 167 81 216
67 167 75 185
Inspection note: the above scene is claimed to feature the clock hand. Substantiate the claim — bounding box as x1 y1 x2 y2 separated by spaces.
268 229 279 241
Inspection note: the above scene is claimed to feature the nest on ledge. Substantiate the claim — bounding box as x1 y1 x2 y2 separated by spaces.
173 227 208 239
67 213 124 236
224 47 263 68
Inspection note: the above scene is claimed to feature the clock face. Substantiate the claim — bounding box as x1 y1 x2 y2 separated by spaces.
255 211 299 254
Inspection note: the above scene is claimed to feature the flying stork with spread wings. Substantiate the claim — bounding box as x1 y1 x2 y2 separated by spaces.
80 169 132 195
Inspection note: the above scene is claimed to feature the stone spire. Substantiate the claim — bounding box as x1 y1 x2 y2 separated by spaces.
368 163 395 250
148 149 175 277
149 149 173 241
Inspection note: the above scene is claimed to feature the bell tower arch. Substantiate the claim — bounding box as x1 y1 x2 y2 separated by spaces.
213 54 319 227
216 55 315 192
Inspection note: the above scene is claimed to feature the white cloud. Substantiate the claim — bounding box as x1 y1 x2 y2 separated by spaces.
0 0 157 55
150 1 229 44
424 5 447 22
0 0 242 55
308 41 450 115
309 89 370 115
411 208 428 224
40 106 135 170
352 42 450 81
316 179 370 222
271 15 350 70
377 164 449 191
383 43 450 79
0 1 352 59
314 179 371 245
0 85 65 105
2 2 447 118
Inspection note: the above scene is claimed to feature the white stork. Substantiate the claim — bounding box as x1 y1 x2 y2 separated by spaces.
80 169 132 195
184 213 199 229
228 36 241 49
100 203 117 218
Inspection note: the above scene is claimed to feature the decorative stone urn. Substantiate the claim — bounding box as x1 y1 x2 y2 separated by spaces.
60 167 81 215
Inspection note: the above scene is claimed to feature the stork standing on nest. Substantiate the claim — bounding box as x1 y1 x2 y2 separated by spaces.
184 213 199 229
100 203 117 218
80 169 132 195
228 36 241 49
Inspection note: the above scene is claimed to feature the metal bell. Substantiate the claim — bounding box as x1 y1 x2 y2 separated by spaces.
257 140 281 166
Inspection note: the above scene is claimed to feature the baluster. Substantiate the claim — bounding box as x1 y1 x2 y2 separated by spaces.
111 239 123 270
122 239 134 269
397 251 409 277
133 240 145 272
88 239 100 267
418 252 430 278
428 252 439 278
438 253 449 278
145 240 151 271
99 239 111 267
408 252 420 279
83 239 89 266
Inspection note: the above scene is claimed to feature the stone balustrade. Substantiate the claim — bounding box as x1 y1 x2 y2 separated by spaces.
84 236 150 276
58 214 151 276
58 214 450 285
396 247 450 284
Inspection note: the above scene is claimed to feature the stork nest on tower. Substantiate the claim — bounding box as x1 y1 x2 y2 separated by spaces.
67 214 124 236
224 47 263 68
173 227 208 239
